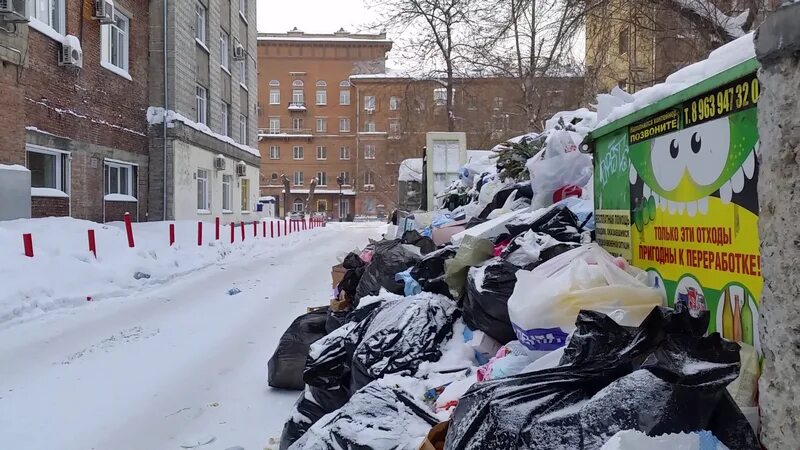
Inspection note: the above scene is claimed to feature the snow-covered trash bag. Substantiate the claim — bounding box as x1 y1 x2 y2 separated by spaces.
508 243 663 351
500 230 579 269
350 293 459 392
303 321 360 392
279 388 330 450
600 430 730 450
445 305 760 450
504 204 585 243
410 245 458 298
527 129 592 209
267 307 329 390
355 239 422 304
463 258 519 344
288 380 439 450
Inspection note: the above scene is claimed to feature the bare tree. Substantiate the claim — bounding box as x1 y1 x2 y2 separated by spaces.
369 0 491 131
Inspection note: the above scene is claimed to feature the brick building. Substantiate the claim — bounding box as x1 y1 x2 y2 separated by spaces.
1 0 151 221
257 30 584 218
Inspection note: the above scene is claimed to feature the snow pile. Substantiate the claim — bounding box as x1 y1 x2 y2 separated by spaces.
0 164 29 172
601 429 731 450
595 32 756 129
146 107 261 157
0 216 305 324
398 158 423 183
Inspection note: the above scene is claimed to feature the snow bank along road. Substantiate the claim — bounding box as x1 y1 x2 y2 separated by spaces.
0 222 385 450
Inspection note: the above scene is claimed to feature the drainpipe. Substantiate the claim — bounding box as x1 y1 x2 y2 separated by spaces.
162 0 169 221
355 84 360 218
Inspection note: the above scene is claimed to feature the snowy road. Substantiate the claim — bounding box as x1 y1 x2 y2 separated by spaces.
0 223 384 450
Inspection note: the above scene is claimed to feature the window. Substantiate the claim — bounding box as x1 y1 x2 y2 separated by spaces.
339 146 350 160
27 147 66 190
317 200 328 212
316 118 327 133
339 171 350 185
293 171 304 186
269 145 280 160
339 198 349 218
219 31 229 70
269 117 280 133
389 96 399 111
339 118 350 133
196 84 208 125
316 81 327 105
433 88 447 106
364 95 376 110
101 10 129 73
222 174 233 211
293 198 304 212
269 80 280 87
293 146 304 160
339 80 350 105
239 114 248 144
389 118 400 136
493 96 503 109
316 171 327 186
364 121 376 133
241 178 250 211
467 95 477 110
29 0 65 34
270 172 279 184
239 59 246 85
239 0 246 16
316 146 327 160
197 168 210 210
195 2 206 43
619 27 629 55
364 170 374 186
221 101 230 136
292 89 304 104
269 89 280 105
292 79 304 87
292 117 304 131
364 144 376 160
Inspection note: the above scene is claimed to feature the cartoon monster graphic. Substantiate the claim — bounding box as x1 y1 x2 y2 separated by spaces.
628 108 758 230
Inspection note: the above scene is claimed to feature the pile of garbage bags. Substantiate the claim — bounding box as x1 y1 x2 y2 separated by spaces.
264 107 761 450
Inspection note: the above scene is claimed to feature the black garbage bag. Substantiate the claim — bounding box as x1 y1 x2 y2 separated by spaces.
505 204 583 242
267 308 329 390
303 322 359 391
462 258 518 344
287 381 440 450
445 305 759 450
342 252 365 270
279 389 330 450
478 183 534 219
324 308 349 334
410 245 458 298
401 230 437 255
336 266 365 303
354 239 421 304
350 293 459 392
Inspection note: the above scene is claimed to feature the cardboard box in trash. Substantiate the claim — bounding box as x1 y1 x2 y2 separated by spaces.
418 421 449 450
331 264 347 289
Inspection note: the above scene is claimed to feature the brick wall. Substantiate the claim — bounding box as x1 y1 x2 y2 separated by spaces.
105 200 139 222
0 63 26 165
31 196 69 218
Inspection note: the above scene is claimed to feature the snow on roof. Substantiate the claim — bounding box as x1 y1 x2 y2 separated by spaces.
398 158 423 182
545 108 598 135
147 107 260 158
594 32 755 131
25 126 68 140
267 188 357 196
673 0 747 39
257 31 391 44
0 164 29 172
62 34 82 52
350 67 410 80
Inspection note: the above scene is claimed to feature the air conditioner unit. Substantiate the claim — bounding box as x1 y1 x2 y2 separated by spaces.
235 161 247 176
0 0 28 22
58 40 83 68
233 44 246 60
365 108 374 115
92 0 114 24
214 155 226 170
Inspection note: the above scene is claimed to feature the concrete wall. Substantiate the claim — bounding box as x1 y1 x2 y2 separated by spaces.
172 140 260 222
0 166 31 220
754 4 800 447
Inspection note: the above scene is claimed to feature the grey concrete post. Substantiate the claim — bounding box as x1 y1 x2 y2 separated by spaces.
754 3 800 447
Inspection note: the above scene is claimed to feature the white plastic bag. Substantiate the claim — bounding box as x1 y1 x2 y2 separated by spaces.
508 244 664 351
527 135 593 209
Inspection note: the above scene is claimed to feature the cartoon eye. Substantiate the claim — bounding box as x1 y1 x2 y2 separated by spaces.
669 139 679 159
691 133 702 154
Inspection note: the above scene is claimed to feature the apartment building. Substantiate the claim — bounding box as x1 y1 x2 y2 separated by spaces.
0 0 151 221
147 0 260 222
258 30 584 218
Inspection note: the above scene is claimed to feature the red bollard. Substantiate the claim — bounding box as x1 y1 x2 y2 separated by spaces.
284 219 288 235
277 220 281 237
230 222 235 243
253 221 257 237
169 223 175 246
22 233 33 257
240 221 245 241
270 221 275 238
123 212 135 248
88 229 97 257
215 217 220 241
197 221 203 246
262 220 266 237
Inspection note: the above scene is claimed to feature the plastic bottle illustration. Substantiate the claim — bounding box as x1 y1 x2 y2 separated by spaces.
741 296 755 345
721 288 734 340
733 295 742 342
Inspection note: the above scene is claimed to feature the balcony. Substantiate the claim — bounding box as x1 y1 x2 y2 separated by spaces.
288 102 307 112
257 128 314 140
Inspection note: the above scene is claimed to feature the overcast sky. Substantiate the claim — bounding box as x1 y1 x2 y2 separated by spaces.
257 0 376 34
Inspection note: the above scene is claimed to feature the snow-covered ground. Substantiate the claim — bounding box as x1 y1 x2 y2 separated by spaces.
0 221 385 450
